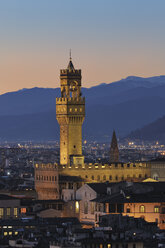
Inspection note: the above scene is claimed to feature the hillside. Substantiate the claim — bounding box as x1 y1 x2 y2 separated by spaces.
0 75 165 141
125 115 165 143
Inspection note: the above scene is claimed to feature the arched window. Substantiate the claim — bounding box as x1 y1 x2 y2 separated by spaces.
109 175 112 180
97 175 100 181
121 176 124 181
91 175 94 180
115 175 118 181
139 174 142 179
139 205 145 213
103 175 106 180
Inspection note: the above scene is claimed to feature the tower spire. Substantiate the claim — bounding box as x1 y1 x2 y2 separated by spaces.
110 130 119 163
67 49 75 71
70 49 72 60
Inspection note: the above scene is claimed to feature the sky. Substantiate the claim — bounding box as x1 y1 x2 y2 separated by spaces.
0 0 165 94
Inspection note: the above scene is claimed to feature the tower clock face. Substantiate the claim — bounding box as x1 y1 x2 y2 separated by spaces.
70 82 77 91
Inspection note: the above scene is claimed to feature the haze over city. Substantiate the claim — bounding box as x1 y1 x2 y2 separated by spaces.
0 0 165 93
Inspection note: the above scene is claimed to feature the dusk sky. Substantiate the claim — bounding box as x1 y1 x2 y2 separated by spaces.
0 0 165 94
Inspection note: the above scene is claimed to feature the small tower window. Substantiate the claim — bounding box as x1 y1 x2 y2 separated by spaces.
74 145 76 148
75 108 77 112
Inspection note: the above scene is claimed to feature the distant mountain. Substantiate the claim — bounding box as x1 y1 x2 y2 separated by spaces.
125 115 165 143
0 75 165 141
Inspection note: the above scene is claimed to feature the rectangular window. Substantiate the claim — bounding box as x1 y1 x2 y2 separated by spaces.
6 208 11 217
21 208 26 214
14 208 18 217
75 201 79 214
0 208 4 218
84 201 88 214
126 208 130 213
91 202 94 214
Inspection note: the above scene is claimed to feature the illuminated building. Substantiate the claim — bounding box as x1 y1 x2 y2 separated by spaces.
56 58 150 183
35 58 152 200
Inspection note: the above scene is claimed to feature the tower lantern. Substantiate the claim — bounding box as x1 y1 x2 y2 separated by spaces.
56 58 85 166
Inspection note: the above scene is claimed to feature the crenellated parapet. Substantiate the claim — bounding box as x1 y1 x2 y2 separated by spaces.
60 69 81 75
59 162 151 183
59 162 150 170
35 163 58 171
56 97 85 104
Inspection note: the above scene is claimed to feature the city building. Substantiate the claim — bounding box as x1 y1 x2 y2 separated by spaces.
35 163 59 200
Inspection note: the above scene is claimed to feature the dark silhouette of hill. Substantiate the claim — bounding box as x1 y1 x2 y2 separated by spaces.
0 75 165 141
125 115 165 143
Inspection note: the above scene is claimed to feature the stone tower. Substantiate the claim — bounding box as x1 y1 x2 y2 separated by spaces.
56 58 85 166
35 163 59 200
110 130 119 162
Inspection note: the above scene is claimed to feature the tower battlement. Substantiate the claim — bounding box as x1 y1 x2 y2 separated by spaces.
35 163 58 170
60 69 81 75
56 97 85 104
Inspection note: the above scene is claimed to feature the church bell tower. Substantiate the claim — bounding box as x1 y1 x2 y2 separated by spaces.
56 57 85 166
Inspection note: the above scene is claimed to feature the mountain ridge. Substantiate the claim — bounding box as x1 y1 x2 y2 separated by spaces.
0 75 165 141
